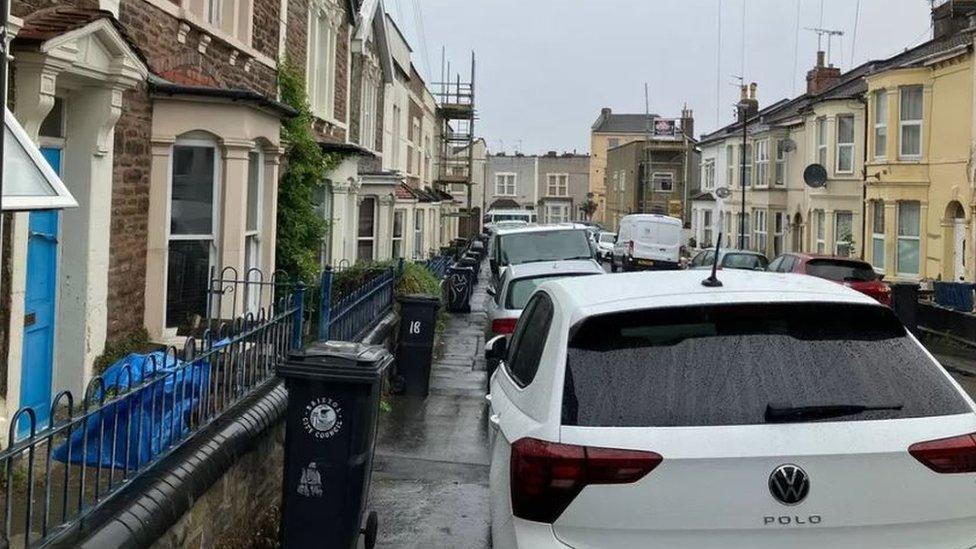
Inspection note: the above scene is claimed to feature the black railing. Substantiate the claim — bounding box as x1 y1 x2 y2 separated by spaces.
0 271 303 547
318 266 396 342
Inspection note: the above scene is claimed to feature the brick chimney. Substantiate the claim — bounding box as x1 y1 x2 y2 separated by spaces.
680 103 694 139
737 83 759 121
807 51 841 95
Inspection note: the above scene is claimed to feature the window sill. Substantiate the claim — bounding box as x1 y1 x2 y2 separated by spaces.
141 0 276 69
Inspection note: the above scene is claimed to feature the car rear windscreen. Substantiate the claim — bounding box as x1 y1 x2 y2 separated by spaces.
506 273 597 309
562 303 968 427
806 259 878 282
499 231 592 265
721 253 768 270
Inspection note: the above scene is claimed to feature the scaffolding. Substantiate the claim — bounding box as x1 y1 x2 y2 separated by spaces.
433 51 477 235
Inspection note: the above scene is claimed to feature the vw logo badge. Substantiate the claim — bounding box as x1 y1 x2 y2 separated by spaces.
768 464 810 505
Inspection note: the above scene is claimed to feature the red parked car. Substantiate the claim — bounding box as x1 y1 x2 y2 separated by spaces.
769 253 891 306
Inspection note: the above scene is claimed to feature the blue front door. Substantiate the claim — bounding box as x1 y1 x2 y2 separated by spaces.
20 147 62 434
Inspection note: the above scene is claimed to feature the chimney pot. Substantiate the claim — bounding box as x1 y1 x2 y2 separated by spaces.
817 50 826 67
601 107 612 116
740 84 748 100
749 82 757 100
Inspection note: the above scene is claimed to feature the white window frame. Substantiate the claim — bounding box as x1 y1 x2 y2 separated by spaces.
836 114 855 174
874 89 887 160
738 212 751 250
726 145 736 188
834 211 853 256
816 117 827 166
702 209 713 247
392 209 405 259
815 210 826 254
166 137 221 328
755 139 769 188
773 211 785 256
414 209 426 259
742 143 752 187
872 200 885 269
755 209 767 254
899 85 923 159
897 201 921 276
495 173 516 197
774 140 786 186
357 196 377 262
652 172 673 193
546 173 569 197
702 158 715 190
307 5 339 121
545 203 570 224
360 71 379 150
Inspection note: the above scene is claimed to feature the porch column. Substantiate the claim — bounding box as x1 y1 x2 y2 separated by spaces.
261 146 283 310
145 138 175 340
220 139 255 319
55 85 125 395
824 208 835 255
330 182 351 267
377 194 394 260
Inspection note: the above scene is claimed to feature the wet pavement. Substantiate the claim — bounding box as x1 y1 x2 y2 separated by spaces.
368 266 491 549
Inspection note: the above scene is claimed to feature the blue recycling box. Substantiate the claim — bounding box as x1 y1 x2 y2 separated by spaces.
278 341 392 549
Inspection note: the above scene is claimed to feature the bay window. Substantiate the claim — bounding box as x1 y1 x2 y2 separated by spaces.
414 209 425 259
702 210 713 247
245 150 262 312
742 143 752 187
897 201 920 275
738 212 751 250
392 209 405 258
834 211 853 256
726 145 735 187
775 140 786 186
815 210 825 253
357 197 376 262
899 86 923 159
773 212 785 256
816 117 827 166
872 200 885 269
836 115 855 174
755 209 767 253
874 89 887 159
360 74 379 150
167 140 218 330
545 203 570 224
702 159 715 190
755 139 769 187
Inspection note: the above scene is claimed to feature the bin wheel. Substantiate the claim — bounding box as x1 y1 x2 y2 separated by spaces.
390 375 406 394
362 511 379 549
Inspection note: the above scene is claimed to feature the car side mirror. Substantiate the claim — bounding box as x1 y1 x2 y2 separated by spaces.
485 335 508 362
487 286 496 297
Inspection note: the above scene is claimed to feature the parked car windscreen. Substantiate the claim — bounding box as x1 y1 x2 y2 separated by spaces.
721 253 768 270
498 230 593 266
806 258 879 282
562 302 968 427
506 273 598 309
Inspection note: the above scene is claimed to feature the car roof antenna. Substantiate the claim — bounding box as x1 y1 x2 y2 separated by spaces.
701 233 723 288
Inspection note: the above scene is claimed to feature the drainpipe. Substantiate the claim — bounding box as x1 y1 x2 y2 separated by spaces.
858 95 868 260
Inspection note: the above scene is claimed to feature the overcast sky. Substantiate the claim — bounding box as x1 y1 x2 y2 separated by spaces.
389 0 933 155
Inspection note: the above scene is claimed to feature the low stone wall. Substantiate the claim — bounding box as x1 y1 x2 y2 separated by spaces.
919 301 976 345
152 422 285 548
53 311 399 549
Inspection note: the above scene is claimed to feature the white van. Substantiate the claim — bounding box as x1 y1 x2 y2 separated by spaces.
611 214 682 271
483 209 537 226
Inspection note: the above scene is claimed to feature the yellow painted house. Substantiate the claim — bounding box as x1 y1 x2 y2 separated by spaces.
864 31 974 283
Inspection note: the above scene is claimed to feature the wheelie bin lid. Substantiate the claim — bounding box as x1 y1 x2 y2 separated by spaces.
280 341 392 382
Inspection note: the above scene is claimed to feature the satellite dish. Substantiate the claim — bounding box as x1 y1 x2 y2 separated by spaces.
803 164 828 188
781 139 797 152
715 187 732 199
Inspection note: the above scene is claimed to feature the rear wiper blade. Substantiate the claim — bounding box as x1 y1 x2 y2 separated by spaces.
765 402 903 423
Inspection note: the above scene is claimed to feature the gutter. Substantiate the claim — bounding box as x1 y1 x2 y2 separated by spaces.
148 77 298 119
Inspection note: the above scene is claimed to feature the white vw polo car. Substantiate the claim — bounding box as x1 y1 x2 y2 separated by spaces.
486 269 976 548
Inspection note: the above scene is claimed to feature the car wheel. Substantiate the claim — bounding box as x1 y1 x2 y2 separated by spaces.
610 258 618 272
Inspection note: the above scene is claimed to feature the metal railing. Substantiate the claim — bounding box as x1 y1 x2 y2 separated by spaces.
0 272 304 547
318 266 396 342
423 255 451 279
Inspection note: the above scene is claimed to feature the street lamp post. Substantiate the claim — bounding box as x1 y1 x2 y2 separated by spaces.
738 103 747 250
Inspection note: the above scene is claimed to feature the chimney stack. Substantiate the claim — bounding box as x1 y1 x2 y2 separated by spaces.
681 103 695 139
933 0 976 39
738 83 759 122
807 51 841 95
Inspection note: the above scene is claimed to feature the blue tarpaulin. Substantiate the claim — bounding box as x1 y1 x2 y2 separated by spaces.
52 345 220 469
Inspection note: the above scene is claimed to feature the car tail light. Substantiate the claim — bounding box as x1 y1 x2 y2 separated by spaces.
510 438 662 523
492 318 517 335
909 432 976 473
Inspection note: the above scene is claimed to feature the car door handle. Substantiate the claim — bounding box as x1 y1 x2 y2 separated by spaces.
489 413 501 431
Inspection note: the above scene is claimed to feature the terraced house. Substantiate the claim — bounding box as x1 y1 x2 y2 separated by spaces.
0 0 457 439
693 2 976 284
